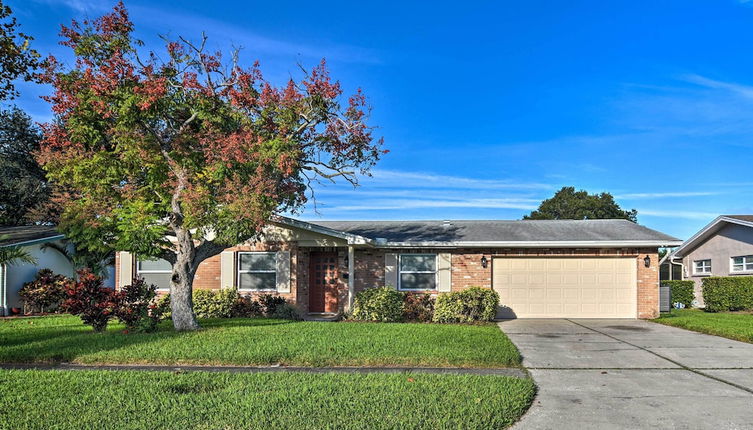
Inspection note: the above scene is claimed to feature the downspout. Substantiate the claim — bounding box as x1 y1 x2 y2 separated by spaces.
347 245 355 312
1 263 6 316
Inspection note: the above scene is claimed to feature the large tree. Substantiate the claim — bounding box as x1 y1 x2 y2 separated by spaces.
39 3 384 330
0 0 39 101
0 106 50 225
524 186 637 222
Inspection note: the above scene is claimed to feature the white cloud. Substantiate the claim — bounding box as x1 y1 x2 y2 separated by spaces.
637 209 719 220
616 191 720 199
363 169 552 190
324 198 539 212
33 0 111 13
682 74 753 99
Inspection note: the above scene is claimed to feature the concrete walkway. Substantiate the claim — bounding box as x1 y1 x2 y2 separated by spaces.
499 319 753 430
0 362 528 378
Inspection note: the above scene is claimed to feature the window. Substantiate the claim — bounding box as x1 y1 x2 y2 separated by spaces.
693 259 712 275
731 255 753 272
137 258 172 290
238 252 277 291
399 254 437 291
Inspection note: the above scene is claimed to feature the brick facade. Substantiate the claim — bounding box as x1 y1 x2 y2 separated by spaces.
117 245 660 319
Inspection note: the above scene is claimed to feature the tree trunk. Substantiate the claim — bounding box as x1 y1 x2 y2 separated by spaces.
170 228 200 331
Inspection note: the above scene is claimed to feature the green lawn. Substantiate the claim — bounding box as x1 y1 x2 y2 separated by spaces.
0 315 521 368
655 309 753 343
0 369 535 430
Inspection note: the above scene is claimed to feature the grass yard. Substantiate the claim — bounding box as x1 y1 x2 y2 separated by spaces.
655 309 753 343
0 369 535 430
0 315 521 368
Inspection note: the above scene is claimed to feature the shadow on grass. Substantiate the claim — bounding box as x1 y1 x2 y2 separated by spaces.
0 316 295 364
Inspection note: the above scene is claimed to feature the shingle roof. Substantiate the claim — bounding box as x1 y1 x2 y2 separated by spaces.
725 215 753 223
308 219 680 245
0 225 63 247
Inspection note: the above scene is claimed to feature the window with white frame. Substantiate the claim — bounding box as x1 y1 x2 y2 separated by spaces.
399 254 437 291
238 252 277 291
731 255 753 272
693 259 712 275
137 258 172 290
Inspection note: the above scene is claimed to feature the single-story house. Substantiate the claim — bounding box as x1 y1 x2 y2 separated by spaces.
662 215 753 306
115 217 681 319
0 226 75 316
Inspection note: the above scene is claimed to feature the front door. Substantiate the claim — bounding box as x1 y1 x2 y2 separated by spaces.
309 252 339 313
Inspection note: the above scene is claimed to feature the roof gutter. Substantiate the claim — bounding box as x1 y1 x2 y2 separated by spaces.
0 234 65 249
375 240 684 249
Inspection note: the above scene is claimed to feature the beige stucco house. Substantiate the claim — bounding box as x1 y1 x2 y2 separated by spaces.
663 215 753 306
115 217 680 319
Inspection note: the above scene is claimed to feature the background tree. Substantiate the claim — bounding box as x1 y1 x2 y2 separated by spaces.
524 186 638 222
0 0 39 101
39 3 384 331
0 106 50 225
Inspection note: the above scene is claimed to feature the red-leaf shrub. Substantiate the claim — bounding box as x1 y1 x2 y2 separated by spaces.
258 294 287 316
113 278 161 332
62 269 118 332
18 269 71 314
403 293 435 322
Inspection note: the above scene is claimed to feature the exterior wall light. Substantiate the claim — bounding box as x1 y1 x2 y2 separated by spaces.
481 256 488 269
644 255 651 268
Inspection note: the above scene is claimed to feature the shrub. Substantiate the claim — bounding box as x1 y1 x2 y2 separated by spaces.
18 269 70 314
258 294 287 316
193 289 240 318
702 276 753 312
352 287 405 322
403 293 435 322
232 296 263 317
154 293 171 319
661 280 695 308
113 279 161 333
272 302 303 320
432 287 499 323
62 269 118 332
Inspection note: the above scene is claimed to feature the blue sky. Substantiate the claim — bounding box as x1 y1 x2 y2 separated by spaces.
8 0 753 240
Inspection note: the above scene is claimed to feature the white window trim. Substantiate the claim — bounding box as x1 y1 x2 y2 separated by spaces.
237 251 277 291
136 259 172 291
730 255 753 273
693 259 712 276
398 253 438 291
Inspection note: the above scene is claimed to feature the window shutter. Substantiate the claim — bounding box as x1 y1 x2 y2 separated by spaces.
384 253 398 289
437 253 452 292
220 251 236 289
276 251 291 293
118 251 133 289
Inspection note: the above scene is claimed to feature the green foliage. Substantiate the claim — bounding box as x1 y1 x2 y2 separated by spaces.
0 107 49 225
154 294 171 319
18 269 70 313
403 293 435 322
661 280 695 308
352 287 405 322
271 302 303 321
702 276 753 312
0 2 40 101
524 186 638 222
0 235 37 266
433 287 499 323
192 289 240 319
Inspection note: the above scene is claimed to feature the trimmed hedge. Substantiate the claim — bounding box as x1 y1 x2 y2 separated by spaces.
432 287 499 323
661 280 695 308
351 287 405 322
702 276 753 312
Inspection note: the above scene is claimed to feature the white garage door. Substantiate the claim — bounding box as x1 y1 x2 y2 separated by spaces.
493 257 637 318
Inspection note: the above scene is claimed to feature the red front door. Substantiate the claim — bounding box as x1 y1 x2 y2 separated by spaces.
309 252 339 313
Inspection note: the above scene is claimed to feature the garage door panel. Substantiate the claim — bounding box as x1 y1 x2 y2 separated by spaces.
493 257 637 318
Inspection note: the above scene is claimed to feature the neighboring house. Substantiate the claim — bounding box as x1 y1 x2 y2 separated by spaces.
116 217 680 319
0 226 74 316
663 215 753 306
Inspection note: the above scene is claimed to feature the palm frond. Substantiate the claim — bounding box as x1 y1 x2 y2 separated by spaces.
0 235 38 266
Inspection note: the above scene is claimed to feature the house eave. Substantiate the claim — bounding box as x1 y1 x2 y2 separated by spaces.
0 234 65 248
374 240 684 249
669 216 753 259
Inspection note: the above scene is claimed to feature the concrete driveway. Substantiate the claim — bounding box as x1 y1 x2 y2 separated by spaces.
499 319 753 430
